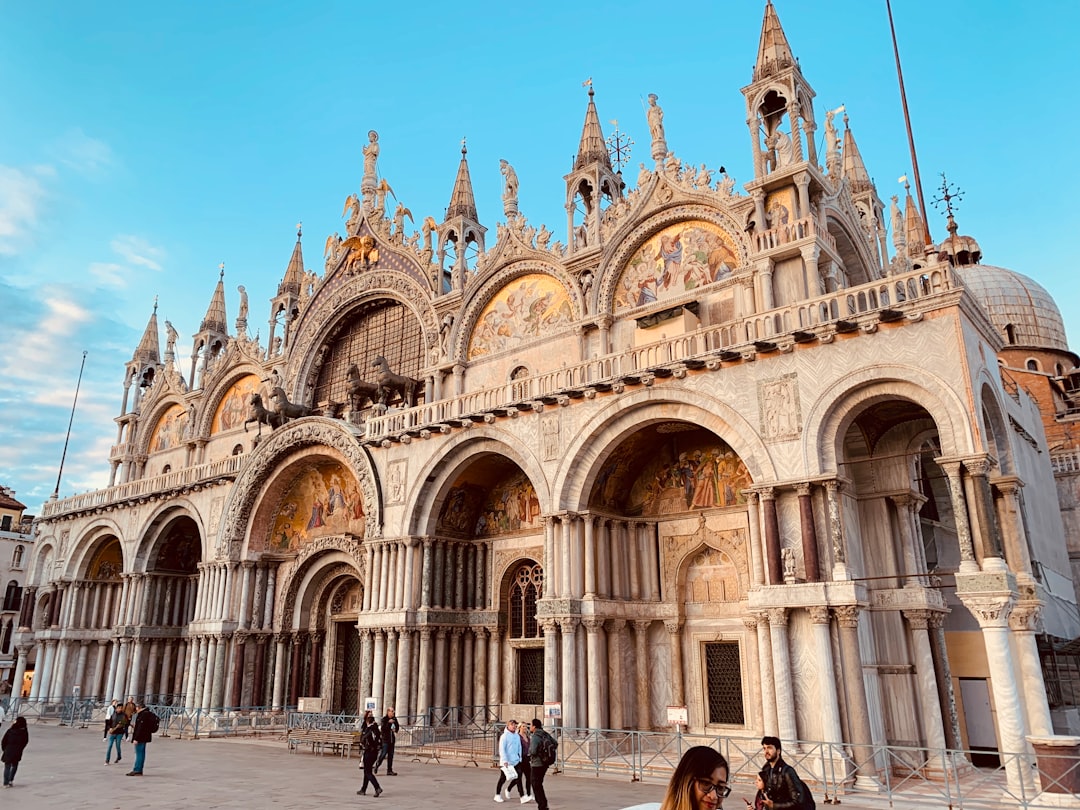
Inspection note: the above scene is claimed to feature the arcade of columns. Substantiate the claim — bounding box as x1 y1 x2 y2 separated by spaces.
10 453 1054 758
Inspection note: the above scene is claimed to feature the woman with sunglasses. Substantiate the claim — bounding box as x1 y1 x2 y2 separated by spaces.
660 745 731 810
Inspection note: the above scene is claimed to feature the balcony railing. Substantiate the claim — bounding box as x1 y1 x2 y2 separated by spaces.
1052 449 1080 475
41 454 244 518
367 263 959 441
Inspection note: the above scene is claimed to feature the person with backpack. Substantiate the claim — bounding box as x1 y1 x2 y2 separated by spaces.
357 712 383 797
527 718 557 810
759 736 814 810
494 718 526 803
127 702 159 776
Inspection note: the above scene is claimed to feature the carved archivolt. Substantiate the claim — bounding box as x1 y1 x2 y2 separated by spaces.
597 204 748 315
279 559 360 631
284 270 439 394
663 518 749 601
217 418 381 559
193 364 266 438
455 260 582 363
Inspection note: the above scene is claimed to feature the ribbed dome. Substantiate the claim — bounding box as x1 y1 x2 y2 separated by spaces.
956 264 1069 352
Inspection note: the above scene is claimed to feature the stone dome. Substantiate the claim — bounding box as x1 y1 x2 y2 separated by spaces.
955 264 1070 352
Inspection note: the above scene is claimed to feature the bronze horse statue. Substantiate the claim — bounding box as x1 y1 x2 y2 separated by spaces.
372 356 421 407
346 363 380 411
269 386 311 425
244 392 280 434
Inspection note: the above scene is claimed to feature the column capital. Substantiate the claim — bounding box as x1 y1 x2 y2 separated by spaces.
903 609 934 630
964 595 1016 628
540 618 559 635
1009 601 1043 633
756 486 777 502
795 482 814 497
808 605 831 625
605 618 627 633
234 631 250 646
419 626 433 640
742 616 758 632
274 632 291 646
558 617 580 632
582 617 605 634
663 618 682 635
765 607 788 627
963 455 994 478
632 619 653 634
833 605 861 628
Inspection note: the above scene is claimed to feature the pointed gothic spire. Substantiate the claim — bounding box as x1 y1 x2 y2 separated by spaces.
133 298 161 365
754 1 797 80
445 141 478 221
574 85 612 171
279 224 305 295
903 182 929 256
200 265 229 335
841 117 872 194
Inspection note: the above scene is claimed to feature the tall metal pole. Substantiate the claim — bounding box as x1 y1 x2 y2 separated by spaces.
52 350 88 500
886 0 931 245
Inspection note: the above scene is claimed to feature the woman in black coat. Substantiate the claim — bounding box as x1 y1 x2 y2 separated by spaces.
2 716 29 788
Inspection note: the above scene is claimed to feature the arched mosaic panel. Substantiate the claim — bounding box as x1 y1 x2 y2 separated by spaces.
212 374 261 434
614 221 738 310
468 273 573 359
87 539 123 580
149 404 187 453
264 461 366 552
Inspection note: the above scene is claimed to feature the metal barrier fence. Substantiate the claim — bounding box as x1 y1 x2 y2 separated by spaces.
8 698 1080 808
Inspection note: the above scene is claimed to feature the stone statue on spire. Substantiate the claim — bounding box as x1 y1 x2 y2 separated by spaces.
361 129 380 211
647 94 667 164
500 159 519 218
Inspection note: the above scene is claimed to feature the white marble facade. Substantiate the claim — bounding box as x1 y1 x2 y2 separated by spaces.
15 2 1078 767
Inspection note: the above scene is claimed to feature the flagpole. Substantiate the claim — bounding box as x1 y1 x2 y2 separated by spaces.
886 0 931 244
52 350 88 501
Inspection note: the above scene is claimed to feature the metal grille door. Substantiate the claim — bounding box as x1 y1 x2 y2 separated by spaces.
518 648 544 705
704 641 744 725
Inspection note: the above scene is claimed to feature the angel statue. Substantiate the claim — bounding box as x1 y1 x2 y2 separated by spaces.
342 194 361 233
500 159 519 218
393 202 414 241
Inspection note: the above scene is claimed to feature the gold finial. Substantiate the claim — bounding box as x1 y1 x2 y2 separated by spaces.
218 262 225 280
296 220 303 238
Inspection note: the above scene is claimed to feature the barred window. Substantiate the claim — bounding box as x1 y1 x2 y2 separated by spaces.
509 563 543 639
704 641 744 725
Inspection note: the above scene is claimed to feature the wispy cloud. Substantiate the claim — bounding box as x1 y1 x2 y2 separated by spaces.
0 164 50 255
89 261 129 287
111 234 165 272
51 128 114 177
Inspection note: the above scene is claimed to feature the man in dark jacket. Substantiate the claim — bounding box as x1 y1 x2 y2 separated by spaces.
2 716 29 787
127 702 156 776
375 706 399 775
760 736 808 809
528 718 556 810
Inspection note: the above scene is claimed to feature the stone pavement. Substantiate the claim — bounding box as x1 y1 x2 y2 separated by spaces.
0 720 1024 809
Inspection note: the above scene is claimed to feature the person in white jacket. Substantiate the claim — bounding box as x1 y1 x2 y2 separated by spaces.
493 719 530 803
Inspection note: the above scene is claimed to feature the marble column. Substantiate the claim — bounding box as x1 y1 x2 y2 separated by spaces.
583 515 597 597
73 641 90 697
238 562 255 629
584 618 607 730
383 629 399 711
396 628 413 718
231 632 248 709
201 636 218 710
433 629 448 712
90 641 108 700
606 619 626 730
363 545 376 611
1010 603 1054 737
965 457 1005 563
542 620 560 707
210 634 228 711
403 538 417 610
808 607 842 743
560 618 579 728
767 608 797 743
542 517 557 599
937 461 978 572
824 480 851 580
633 620 652 730
746 492 765 586
252 636 268 707
416 628 433 718
796 484 820 582
372 630 387 711
288 634 303 707
834 606 875 775
114 639 130 699
272 633 288 710
461 628 474 710
28 641 47 700
904 610 948 751
489 628 503 707
665 619 684 706
447 628 462 712
473 628 488 708
560 516 573 598
11 647 29 700
761 489 782 585
49 640 70 697
892 493 927 586
145 640 161 700
927 612 962 751
128 640 146 696
996 480 1034 576
421 539 433 609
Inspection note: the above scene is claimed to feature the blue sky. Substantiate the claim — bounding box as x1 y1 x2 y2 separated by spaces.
2 1 1077 514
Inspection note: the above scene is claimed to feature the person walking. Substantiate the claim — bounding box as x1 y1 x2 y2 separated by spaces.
127 702 158 776
759 736 812 809
517 722 533 800
2 716 29 788
106 702 129 765
103 699 120 740
494 719 525 803
527 719 556 810
374 706 399 775
357 712 383 797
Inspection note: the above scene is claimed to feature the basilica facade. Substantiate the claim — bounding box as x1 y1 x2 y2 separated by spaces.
14 2 1080 768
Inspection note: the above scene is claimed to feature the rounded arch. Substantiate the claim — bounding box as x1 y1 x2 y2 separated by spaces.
130 500 207 571
822 212 877 286
137 397 190 456
278 549 362 631
554 387 776 511
596 204 749 316
284 270 440 399
979 382 1013 475
455 260 583 363
405 428 551 538
804 365 976 475
66 518 128 579
27 540 56 586
196 365 266 438
218 417 380 560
